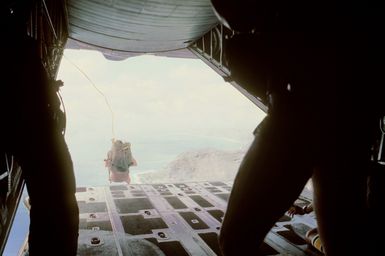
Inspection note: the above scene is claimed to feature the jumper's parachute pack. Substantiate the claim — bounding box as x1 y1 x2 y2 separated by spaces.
107 140 134 172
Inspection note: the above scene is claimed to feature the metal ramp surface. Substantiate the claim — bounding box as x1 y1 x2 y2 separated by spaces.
75 181 321 256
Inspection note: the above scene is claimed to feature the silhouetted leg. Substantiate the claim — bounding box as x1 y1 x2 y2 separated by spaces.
312 161 369 255
311 34 384 255
219 111 314 255
126 173 131 184
3 45 79 255
312 114 373 256
16 125 79 255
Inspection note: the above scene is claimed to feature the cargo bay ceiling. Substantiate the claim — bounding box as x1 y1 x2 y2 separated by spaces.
65 0 266 109
66 0 220 60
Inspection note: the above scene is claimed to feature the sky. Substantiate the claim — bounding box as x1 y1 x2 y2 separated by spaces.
56 49 266 186
3 49 266 255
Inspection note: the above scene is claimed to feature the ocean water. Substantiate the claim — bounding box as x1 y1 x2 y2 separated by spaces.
72 132 257 187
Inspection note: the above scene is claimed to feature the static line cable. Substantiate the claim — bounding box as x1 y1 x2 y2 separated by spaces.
57 90 67 136
42 0 57 40
63 55 116 139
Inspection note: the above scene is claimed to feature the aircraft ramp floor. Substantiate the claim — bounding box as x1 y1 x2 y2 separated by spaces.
75 181 322 256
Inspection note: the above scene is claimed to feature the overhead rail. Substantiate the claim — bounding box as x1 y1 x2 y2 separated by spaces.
27 0 68 78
